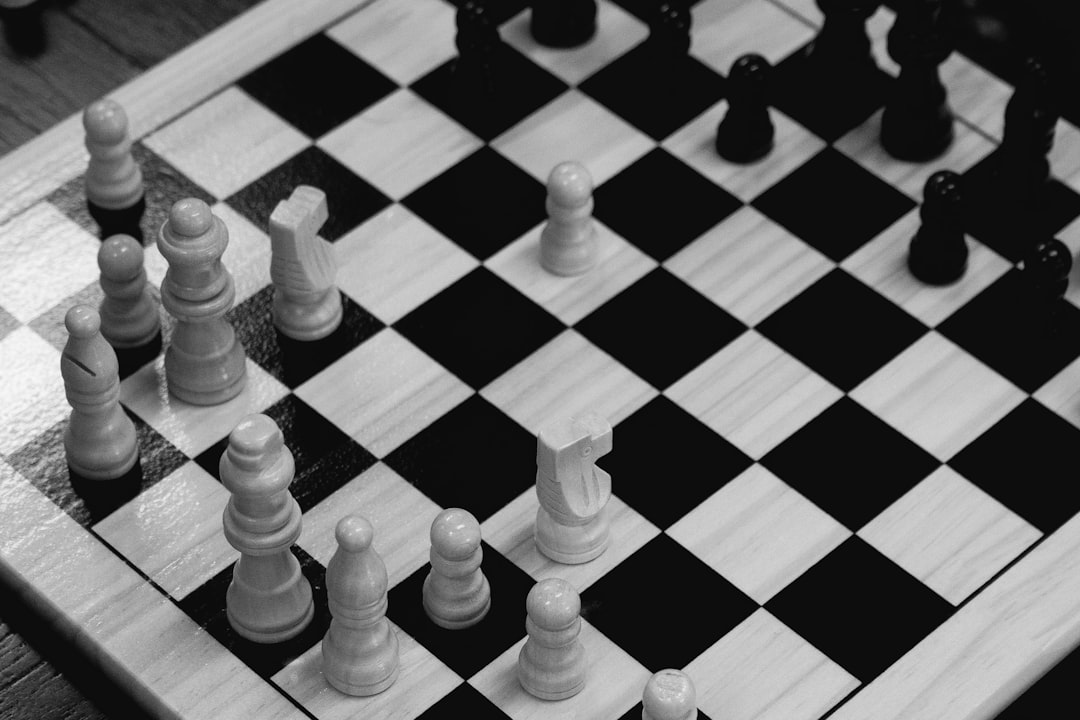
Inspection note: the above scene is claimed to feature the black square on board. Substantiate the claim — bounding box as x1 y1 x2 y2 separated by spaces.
961 152 1080 263
762 397 939 530
579 40 725 142
385 395 536 523
8 412 187 528
950 399 1080 533
47 143 217 244
389 540 534 680
237 34 398 138
176 546 330 680
410 45 568 142
416 683 511 719
757 269 928 392
402 147 546 260
226 146 390 241
582 534 757 671
616 702 714 720
594 148 742 262
394 267 563 390
228 286 383 389
770 42 893 143
607 396 752 529
752 147 916 262
937 269 1080 393
765 536 953 682
195 394 376 512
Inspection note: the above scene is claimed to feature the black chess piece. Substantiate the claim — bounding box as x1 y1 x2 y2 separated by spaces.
530 0 598 48
908 170 967 285
0 1 46 57
716 53 775 163
1025 238 1072 306
809 0 883 78
998 58 1058 206
646 0 692 62
453 0 501 100
880 0 954 161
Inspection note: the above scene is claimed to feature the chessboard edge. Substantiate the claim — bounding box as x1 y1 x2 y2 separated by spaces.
0 0 378 226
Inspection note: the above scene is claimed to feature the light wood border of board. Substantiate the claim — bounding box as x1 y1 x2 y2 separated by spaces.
0 0 1079 717
0 0 374 225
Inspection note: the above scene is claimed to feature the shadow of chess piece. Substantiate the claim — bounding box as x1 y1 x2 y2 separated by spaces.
880 0 954 161
716 53 775 163
0 0 46 57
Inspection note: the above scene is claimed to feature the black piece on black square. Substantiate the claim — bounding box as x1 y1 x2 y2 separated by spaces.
88 196 147 244
762 397 939 530
756 268 928 392
606 396 752 529
237 34 398 138
530 0 598 48
751 147 916 261
385 395 537 522
394 268 563 389
582 534 757 671
907 169 968 285
716 53 775 164
765 536 953 682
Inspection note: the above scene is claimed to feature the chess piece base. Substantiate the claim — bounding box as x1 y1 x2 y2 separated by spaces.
535 506 609 564
423 574 491 629
517 643 587 700
322 624 400 696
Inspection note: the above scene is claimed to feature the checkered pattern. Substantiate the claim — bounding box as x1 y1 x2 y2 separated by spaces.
3 0 1080 718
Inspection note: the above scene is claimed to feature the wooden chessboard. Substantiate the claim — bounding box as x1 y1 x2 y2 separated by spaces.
2 0 1080 718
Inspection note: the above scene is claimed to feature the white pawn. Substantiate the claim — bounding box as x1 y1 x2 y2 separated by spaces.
83 98 144 213
423 508 491 629
642 669 697 720
540 161 598 276
535 412 613 564
518 577 587 700
221 414 313 643
322 515 400 696
98 234 160 349
269 185 343 341
61 305 139 481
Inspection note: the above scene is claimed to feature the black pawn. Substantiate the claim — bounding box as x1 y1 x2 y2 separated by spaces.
0 1 46 57
647 1 692 62
880 0 954 161
530 0 597 48
908 170 967 285
809 0 882 78
453 0 501 100
1024 238 1072 307
999 58 1058 203
716 53 775 163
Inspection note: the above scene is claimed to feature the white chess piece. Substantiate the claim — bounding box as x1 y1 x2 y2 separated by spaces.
423 508 491 629
535 412 613 564
518 578 586 700
642 669 697 720
98 234 160 349
269 185 342 341
540 161 598 276
322 515 400 696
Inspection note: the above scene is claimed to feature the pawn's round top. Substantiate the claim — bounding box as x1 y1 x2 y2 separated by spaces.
923 169 962 211
169 198 214 238
335 514 375 553
1027 238 1073 280
728 52 770 86
527 578 580 629
643 669 697 720
228 414 284 470
98 235 144 280
65 305 101 338
430 508 482 559
83 99 129 145
547 161 593 208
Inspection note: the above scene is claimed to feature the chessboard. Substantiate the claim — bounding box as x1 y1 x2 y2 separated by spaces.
2 0 1080 718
